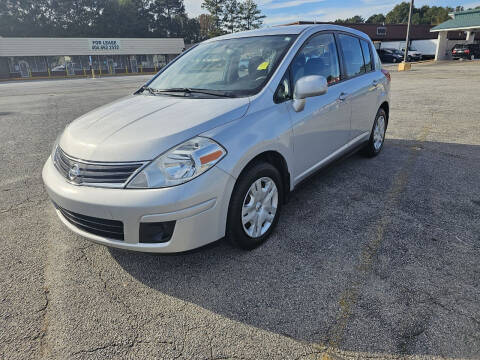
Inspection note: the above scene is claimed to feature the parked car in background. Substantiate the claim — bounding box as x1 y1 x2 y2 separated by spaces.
377 48 404 63
401 46 423 61
43 24 390 253
452 43 480 60
52 64 66 71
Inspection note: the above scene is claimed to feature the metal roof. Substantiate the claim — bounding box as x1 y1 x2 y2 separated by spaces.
431 9 480 31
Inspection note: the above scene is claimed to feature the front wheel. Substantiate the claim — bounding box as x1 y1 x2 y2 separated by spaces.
362 108 387 157
226 162 283 250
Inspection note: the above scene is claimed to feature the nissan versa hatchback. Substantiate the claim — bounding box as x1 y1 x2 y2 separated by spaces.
43 25 390 252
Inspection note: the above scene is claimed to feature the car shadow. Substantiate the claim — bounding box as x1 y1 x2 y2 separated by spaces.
110 138 480 358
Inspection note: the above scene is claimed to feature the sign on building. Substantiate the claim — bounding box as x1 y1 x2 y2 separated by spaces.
88 39 121 51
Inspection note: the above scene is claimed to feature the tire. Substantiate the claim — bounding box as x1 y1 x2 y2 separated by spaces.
362 108 387 157
226 161 283 250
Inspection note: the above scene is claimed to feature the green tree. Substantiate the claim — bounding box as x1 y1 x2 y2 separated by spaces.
239 0 265 30
201 0 226 35
150 0 186 36
334 15 364 23
385 2 411 24
421 6 452 25
50 0 105 36
0 0 56 36
223 0 241 33
182 17 202 43
94 0 150 37
385 2 452 25
366 13 386 24
198 13 216 39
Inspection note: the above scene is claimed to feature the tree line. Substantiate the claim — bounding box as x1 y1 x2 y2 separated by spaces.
0 0 265 43
2 1 478 43
335 2 480 25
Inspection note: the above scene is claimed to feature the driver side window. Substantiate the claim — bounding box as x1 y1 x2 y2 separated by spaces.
291 33 341 87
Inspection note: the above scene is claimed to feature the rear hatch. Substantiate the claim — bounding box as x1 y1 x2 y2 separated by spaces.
452 44 470 56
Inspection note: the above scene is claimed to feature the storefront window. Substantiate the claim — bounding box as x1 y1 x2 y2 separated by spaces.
3 52 180 77
154 55 167 68
47 56 65 72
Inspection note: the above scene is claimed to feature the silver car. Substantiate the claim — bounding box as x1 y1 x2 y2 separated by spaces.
43 25 390 253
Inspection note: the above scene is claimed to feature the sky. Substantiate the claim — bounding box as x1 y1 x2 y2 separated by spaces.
183 0 480 26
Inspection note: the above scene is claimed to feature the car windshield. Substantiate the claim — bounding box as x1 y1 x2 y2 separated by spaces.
392 49 403 55
147 35 297 97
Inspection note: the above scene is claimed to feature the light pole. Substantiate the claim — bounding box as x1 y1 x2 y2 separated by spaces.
404 0 414 63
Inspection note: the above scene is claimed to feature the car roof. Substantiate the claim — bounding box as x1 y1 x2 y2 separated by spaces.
203 24 370 43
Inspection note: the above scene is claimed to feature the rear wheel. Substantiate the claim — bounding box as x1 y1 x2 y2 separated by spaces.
363 108 387 157
226 161 283 250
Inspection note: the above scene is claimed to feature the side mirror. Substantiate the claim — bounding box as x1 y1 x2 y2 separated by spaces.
292 75 328 112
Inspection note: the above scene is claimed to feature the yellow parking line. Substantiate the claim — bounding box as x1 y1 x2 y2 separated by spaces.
0 72 157 82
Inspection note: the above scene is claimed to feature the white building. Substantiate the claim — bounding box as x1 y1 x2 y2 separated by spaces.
0 37 185 79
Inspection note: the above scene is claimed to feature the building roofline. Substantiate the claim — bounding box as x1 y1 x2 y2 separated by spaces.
283 21 432 27
431 25 480 32
0 36 183 40
204 24 371 42
453 8 480 15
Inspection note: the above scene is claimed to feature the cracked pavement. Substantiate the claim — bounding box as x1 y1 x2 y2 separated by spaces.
0 62 479 359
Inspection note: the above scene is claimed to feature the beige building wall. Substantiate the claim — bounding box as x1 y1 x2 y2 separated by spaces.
0 37 185 57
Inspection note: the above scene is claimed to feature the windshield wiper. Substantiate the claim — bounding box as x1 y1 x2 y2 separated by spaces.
139 85 158 95
155 88 236 98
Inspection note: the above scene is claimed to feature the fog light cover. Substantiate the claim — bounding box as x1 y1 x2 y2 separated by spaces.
139 221 176 243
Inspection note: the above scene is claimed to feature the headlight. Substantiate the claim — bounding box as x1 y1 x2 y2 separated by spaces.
127 137 226 189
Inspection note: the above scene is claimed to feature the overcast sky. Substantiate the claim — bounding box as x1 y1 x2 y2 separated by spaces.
183 0 480 26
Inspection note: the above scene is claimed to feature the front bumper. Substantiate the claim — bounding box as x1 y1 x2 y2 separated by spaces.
42 157 236 253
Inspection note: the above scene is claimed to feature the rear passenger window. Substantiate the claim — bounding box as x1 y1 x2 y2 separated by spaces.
291 33 341 86
338 34 366 78
360 40 373 72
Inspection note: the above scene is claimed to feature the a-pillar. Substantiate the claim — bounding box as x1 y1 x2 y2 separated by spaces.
435 31 449 61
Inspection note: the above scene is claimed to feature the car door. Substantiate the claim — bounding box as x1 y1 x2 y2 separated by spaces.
385 49 395 63
286 32 352 182
337 33 380 140
378 49 387 62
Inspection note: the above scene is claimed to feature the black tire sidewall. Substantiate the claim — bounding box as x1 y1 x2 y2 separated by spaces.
226 162 283 250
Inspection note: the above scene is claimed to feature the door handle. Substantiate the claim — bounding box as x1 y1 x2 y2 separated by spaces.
338 92 348 101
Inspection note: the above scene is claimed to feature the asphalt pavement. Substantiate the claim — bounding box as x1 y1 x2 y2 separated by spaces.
1 62 479 359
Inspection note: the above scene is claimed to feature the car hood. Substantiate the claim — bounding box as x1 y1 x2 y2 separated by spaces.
59 94 250 162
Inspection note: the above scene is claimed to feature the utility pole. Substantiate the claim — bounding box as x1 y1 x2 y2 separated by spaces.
404 0 414 63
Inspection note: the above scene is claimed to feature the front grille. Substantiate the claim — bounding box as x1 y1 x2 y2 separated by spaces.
56 204 124 240
53 146 146 188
